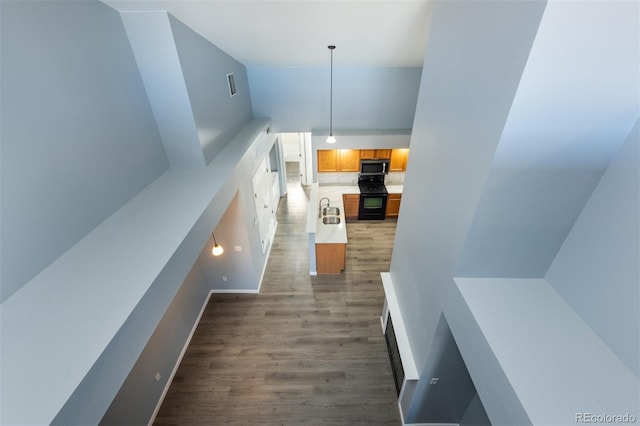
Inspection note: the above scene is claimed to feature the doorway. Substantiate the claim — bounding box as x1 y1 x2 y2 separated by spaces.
280 132 312 185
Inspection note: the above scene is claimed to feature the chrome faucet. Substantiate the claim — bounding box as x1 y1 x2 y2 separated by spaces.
318 197 330 218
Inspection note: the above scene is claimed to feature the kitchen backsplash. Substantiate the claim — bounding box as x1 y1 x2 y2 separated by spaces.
318 172 405 185
385 172 406 185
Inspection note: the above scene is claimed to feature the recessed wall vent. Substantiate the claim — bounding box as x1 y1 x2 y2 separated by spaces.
227 73 237 97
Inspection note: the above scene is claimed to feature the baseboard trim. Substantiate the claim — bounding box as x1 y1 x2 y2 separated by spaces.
398 400 406 425
406 424 460 426
210 288 259 294
147 290 213 426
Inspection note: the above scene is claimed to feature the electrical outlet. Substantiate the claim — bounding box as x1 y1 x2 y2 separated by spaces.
222 276 228 282
430 377 439 385
155 372 161 382
234 245 242 252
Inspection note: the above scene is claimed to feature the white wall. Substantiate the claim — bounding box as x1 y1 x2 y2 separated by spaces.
406 314 487 424
389 0 639 422
281 132 301 162
198 192 257 292
100 128 280 425
0 0 169 302
546 119 640 378
389 0 545 369
170 15 254 164
120 11 205 168
51 120 275 426
89 259 210 426
248 67 422 132
456 0 640 278
1 3 265 424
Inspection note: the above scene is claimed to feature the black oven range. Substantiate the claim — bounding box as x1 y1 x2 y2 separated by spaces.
358 173 388 220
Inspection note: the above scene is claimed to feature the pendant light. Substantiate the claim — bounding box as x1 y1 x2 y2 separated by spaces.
326 45 336 144
211 233 224 256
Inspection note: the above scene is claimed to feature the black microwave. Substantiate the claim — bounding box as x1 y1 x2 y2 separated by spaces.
360 159 390 175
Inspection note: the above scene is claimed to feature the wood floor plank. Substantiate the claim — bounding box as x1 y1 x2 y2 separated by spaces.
154 163 400 425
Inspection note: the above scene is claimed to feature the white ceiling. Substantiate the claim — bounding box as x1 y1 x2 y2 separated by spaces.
102 0 432 67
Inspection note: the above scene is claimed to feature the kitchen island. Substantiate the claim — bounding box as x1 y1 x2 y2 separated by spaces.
307 183 403 275
307 184 357 274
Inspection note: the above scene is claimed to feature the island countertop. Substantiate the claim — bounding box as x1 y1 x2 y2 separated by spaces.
307 184 359 244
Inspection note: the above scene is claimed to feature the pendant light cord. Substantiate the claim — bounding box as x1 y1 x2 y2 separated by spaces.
329 47 333 135
328 45 335 137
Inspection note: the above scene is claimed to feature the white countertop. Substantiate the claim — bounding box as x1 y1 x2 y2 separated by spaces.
317 183 361 194
386 184 403 194
307 184 357 244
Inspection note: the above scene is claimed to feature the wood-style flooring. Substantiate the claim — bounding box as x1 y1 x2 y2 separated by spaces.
154 163 400 425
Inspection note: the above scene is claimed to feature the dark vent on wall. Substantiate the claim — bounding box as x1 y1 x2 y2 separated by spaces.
227 73 237 97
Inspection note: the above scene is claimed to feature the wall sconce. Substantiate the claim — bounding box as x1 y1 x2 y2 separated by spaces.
211 233 224 256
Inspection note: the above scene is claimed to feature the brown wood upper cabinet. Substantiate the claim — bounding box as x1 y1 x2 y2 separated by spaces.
318 148 409 172
390 148 409 172
338 149 360 172
360 149 391 159
318 149 360 172
317 149 339 172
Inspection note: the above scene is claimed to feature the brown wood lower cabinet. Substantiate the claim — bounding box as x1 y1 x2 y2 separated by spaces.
386 193 402 217
343 194 360 220
316 243 346 274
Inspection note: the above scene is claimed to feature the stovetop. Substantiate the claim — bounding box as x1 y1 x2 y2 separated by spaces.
359 184 388 195
358 173 388 195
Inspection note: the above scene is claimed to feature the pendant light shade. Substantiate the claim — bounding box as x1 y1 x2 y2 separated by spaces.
211 233 224 256
327 45 336 144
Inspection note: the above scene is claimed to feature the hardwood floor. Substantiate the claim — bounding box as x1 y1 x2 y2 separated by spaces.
154 162 400 425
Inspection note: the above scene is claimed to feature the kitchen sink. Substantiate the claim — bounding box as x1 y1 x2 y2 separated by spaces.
322 207 340 216
322 216 341 225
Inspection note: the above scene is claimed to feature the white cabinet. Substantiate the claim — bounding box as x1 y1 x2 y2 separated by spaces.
252 157 277 253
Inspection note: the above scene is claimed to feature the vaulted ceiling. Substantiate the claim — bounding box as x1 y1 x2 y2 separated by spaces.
102 0 432 67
